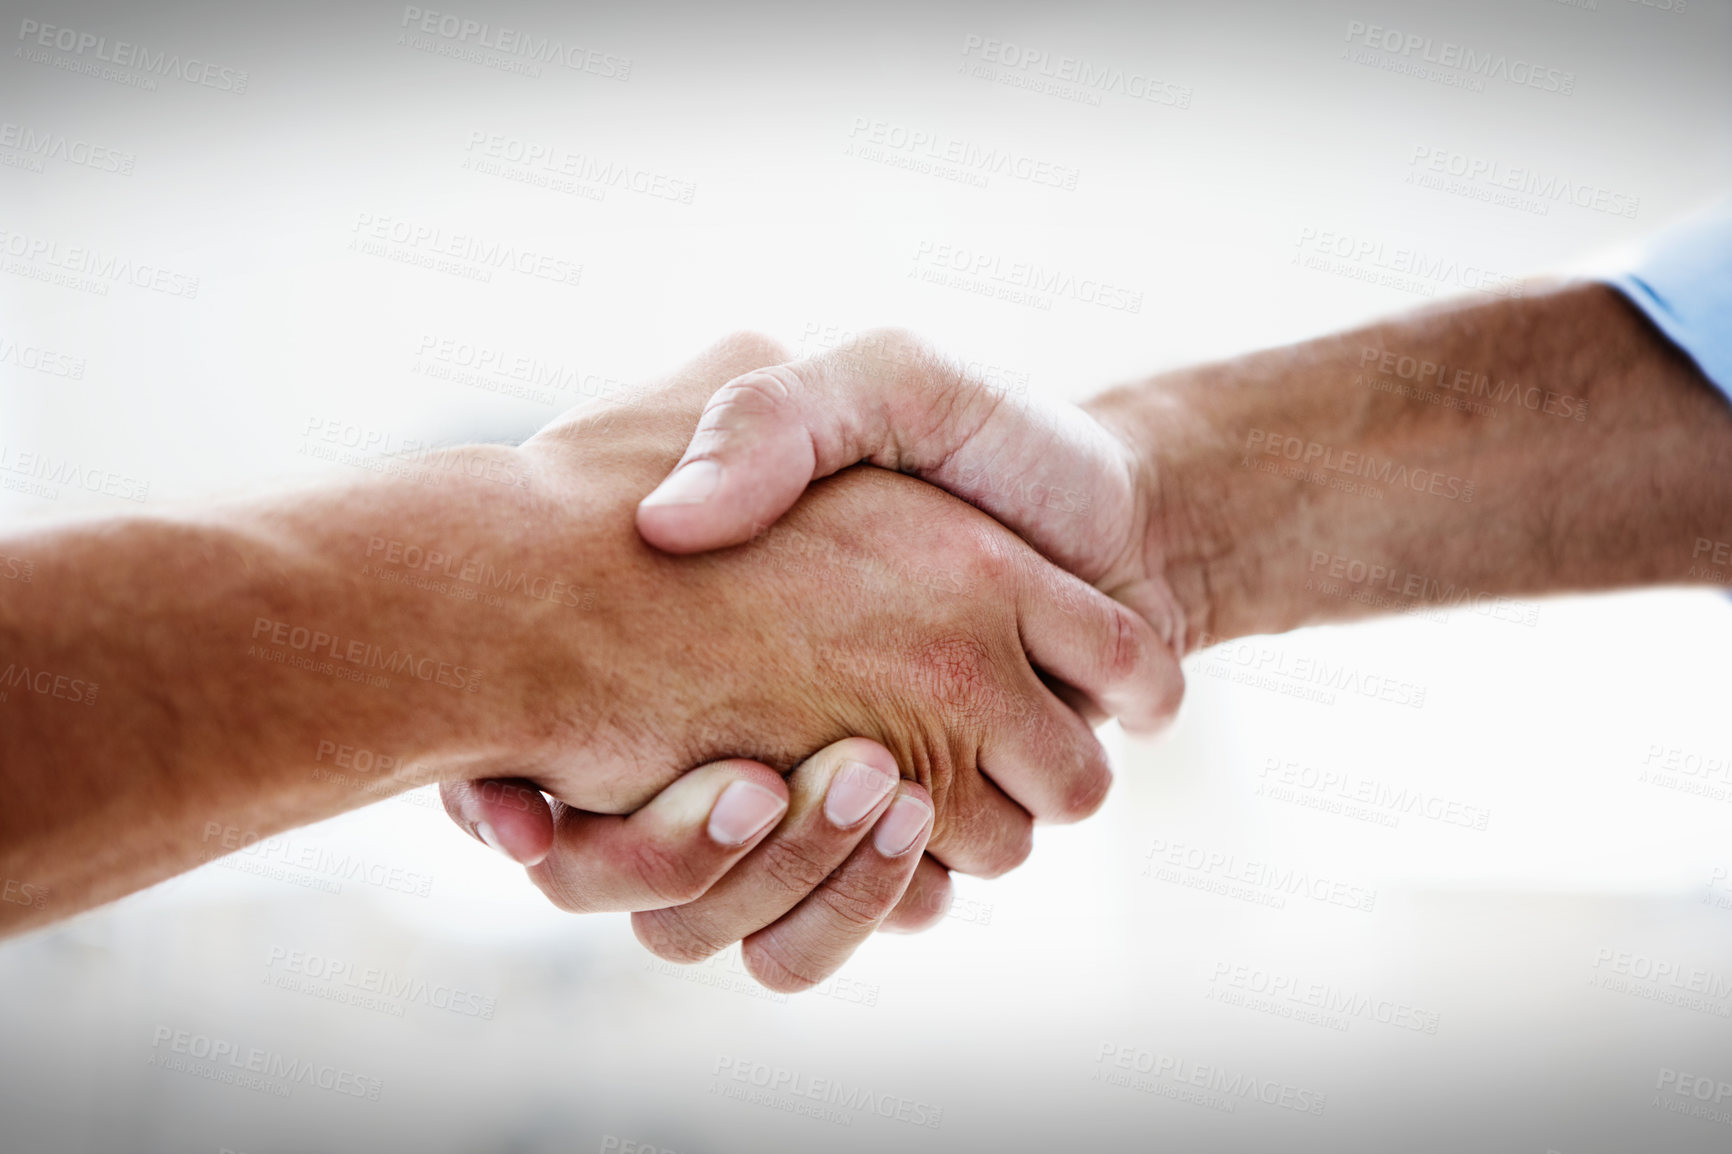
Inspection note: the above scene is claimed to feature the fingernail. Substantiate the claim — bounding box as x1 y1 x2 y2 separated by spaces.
475 820 509 858
708 781 787 847
823 760 899 829
873 796 933 858
642 459 721 507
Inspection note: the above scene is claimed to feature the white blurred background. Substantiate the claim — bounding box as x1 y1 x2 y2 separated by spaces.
2 0 1729 1150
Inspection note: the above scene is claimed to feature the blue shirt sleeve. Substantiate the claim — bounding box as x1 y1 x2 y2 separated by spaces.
1606 201 1732 401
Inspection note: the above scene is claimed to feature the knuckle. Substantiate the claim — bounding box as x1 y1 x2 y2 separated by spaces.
717 329 791 369
1104 602 1152 685
754 836 834 896
959 522 1020 586
970 833 1032 880
704 365 806 428
530 864 595 915
1057 755 1113 823
911 634 995 714
859 324 923 352
742 932 827 994
937 807 1032 879
1018 718 1112 824
847 327 927 377
631 908 731 964
812 875 894 930
625 839 709 907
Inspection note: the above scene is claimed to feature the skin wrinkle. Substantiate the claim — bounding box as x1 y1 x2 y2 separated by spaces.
1139 283 1732 639
465 289 1732 972
1 334 1129 933
910 351 1002 479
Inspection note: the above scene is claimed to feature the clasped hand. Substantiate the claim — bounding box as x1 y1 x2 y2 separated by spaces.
438 331 1186 991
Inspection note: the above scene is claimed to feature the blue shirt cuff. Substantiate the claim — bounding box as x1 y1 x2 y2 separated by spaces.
1605 201 1732 402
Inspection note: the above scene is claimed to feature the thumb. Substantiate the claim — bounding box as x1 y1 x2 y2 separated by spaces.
636 329 998 554
440 777 556 866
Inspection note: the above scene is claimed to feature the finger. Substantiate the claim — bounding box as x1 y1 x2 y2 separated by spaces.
632 738 901 963
879 854 953 934
741 782 935 993
528 761 788 914
440 778 555 866
922 762 1035 879
978 678 1114 829
1017 560 1186 735
636 329 1005 555
1042 675 1109 727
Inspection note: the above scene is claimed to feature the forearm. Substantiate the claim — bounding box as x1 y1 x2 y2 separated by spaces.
0 454 521 933
1087 281 1732 648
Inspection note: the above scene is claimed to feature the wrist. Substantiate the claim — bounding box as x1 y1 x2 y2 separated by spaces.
228 443 547 788
1085 372 1272 654
1090 281 1732 649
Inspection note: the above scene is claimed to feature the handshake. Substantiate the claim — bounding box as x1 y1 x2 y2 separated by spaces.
9 280 1712 979
427 328 1190 992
